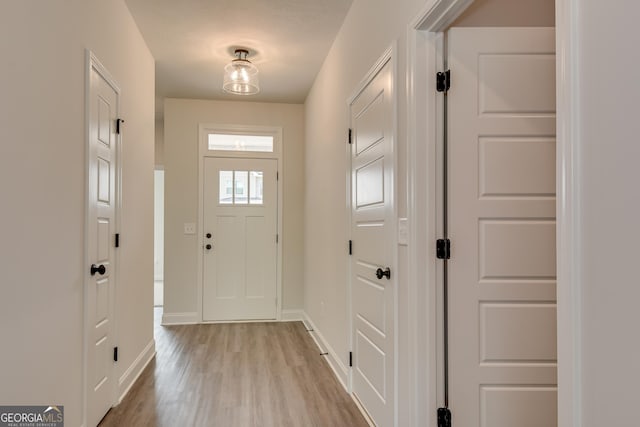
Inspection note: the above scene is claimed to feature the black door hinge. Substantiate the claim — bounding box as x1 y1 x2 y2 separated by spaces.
277 171 279 181
436 239 451 259
437 407 451 427
436 70 451 93
113 347 119 362
349 240 353 255
349 351 353 367
116 118 125 134
348 128 353 145
115 233 120 248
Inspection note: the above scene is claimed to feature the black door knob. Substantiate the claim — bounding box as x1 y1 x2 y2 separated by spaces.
90 264 106 276
205 244 212 250
376 267 391 280
206 233 212 239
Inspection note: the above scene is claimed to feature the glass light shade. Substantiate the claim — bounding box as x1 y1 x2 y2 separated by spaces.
223 58 260 95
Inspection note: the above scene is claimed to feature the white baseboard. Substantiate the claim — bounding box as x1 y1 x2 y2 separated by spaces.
117 339 156 403
351 392 376 427
162 311 198 325
302 312 349 391
162 310 305 324
281 309 304 321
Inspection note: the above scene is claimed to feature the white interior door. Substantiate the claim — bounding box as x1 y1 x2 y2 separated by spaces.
87 55 118 427
203 157 278 321
447 27 557 427
350 58 395 426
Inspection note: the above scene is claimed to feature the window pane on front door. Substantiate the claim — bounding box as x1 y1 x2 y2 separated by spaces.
234 171 248 204
249 171 263 204
219 171 233 204
218 169 266 205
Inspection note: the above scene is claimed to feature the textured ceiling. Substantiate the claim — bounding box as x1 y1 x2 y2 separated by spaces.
124 0 353 118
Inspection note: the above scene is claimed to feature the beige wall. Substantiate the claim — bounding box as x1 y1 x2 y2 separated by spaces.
303 0 425 423
452 0 555 27
164 98 305 316
0 1 155 426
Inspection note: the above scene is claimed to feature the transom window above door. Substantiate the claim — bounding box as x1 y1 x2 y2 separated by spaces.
219 170 264 205
208 133 273 152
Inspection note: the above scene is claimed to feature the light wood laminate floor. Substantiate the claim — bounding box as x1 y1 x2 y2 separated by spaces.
99 308 368 427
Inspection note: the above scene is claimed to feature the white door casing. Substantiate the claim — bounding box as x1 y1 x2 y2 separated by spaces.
86 52 119 427
202 157 278 321
350 52 396 426
447 27 557 427
154 170 164 282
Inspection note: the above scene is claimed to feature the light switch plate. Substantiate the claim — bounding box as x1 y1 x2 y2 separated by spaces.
398 218 408 246
183 223 196 235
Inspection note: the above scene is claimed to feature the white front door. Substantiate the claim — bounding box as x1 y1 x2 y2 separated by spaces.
203 157 278 321
447 27 557 426
86 55 118 427
350 58 395 426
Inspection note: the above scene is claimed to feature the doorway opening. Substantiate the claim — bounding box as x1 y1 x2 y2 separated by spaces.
154 168 164 307
407 0 557 425
347 48 396 427
197 125 284 322
85 50 121 427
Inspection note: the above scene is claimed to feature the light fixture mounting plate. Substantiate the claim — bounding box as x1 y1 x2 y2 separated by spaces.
226 46 258 59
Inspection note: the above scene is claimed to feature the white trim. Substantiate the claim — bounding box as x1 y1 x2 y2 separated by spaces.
351 393 376 427
117 339 156 403
161 312 199 325
83 50 122 427
556 0 582 425
161 310 304 325
411 0 474 32
433 33 446 415
345 70 354 397
406 24 444 427
281 309 304 321
197 124 284 323
346 46 394 106
302 312 350 391
302 310 375 427
390 43 400 427
407 3 461 425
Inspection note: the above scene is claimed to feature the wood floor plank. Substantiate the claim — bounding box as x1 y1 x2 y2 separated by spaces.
98 309 368 427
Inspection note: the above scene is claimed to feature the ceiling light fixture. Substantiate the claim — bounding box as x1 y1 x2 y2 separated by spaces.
223 48 260 95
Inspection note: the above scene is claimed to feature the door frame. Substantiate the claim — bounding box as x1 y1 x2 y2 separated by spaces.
83 50 121 425
346 43 398 424
197 124 284 322
406 1 580 426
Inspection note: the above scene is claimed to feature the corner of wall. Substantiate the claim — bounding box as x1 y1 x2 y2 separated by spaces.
301 311 349 391
161 312 199 325
117 339 156 403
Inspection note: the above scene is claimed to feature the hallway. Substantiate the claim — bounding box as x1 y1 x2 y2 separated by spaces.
99 309 367 426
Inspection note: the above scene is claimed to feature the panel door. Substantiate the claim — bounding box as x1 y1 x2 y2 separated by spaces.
87 59 118 427
447 27 557 427
203 157 278 321
350 59 395 426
